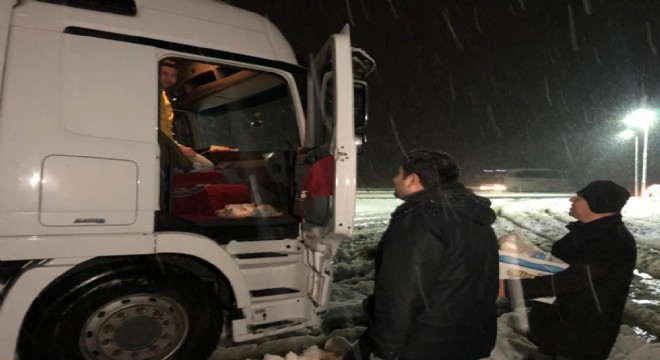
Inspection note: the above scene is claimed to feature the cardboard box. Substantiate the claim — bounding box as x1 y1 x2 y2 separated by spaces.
499 250 568 280
498 231 569 304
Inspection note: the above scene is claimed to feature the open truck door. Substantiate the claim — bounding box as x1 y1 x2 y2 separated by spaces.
296 25 362 311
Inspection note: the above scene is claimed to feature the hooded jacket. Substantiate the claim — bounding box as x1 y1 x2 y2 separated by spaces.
367 182 499 360
517 214 636 360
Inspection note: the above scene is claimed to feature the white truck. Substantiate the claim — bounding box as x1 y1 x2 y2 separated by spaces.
0 1 373 359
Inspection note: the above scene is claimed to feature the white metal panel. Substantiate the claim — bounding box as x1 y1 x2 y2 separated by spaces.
241 262 305 292
0 26 63 225
61 34 156 142
330 26 357 240
141 0 296 62
304 26 356 241
156 233 251 308
0 25 158 236
232 298 320 342
299 27 355 314
0 234 154 260
305 248 333 310
0 260 84 358
1 211 157 236
139 0 266 32
13 0 297 64
0 0 13 103
40 156 138 226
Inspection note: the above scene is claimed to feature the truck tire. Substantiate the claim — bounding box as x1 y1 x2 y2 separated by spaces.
19 260 222 360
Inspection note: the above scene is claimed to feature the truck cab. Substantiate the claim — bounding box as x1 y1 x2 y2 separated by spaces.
0 1 373 359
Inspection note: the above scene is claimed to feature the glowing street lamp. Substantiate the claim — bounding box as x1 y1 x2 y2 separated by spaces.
618 130 639 196
624 109 656 194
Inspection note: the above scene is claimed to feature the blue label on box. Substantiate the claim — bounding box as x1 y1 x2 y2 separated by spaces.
499 255 565 274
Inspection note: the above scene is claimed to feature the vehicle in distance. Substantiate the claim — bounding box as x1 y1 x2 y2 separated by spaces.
469 168 573 193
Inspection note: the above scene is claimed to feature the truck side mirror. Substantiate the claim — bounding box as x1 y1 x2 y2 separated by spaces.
354 80 368 129
352 48 376 80
355 132 366 155
354 80 368 155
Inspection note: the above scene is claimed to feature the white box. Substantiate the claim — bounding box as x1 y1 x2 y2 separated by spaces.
498 231 569 304
499 250 568 280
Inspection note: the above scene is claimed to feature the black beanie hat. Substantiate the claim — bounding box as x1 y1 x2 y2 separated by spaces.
577 180 631 214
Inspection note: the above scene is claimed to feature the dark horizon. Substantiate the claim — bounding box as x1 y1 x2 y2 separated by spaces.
231 0 660 190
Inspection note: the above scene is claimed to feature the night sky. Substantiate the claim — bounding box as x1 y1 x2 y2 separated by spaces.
230 0 660 189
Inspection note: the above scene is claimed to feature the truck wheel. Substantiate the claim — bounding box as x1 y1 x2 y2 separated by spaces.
19 261 221 360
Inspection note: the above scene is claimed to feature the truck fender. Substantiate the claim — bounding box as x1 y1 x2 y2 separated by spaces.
0 258 89 359
155 232 250 307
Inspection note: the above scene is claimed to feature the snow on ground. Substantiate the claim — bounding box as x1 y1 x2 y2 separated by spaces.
211 194 660 360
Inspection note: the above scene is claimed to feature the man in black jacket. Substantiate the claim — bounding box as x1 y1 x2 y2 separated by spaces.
505 180 636 360
345 149 499 360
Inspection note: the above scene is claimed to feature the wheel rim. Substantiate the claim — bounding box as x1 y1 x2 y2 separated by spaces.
79 293 189 360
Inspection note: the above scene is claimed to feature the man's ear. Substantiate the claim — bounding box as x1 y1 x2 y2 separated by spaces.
407 173 420 184
407 173 425 191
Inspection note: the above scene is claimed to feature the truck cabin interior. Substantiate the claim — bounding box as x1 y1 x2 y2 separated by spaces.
155 58 308 243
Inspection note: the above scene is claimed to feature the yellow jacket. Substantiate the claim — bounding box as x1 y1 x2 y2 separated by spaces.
160 90 174 139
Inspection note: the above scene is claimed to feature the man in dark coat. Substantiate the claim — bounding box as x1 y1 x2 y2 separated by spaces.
506 180 636 360
345 149 499 360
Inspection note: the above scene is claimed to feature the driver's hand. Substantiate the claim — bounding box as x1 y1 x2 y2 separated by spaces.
178 144 197 157
209 144 239 152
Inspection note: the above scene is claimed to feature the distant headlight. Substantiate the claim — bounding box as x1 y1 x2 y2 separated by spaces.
479 184 507 191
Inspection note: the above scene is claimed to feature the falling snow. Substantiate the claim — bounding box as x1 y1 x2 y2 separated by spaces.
568 4 580 52
211 195 660 360
442 8 465 53
473 5 483 34
646 21 657 56
583 0 593 16
231 0 660 188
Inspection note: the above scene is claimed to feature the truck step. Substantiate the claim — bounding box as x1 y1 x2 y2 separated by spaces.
234 252 301 267
249 288 305 303
250 287 299 297
251 319 301 334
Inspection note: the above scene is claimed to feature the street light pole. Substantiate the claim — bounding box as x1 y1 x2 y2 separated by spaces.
624 108 655 196
618 130 640 196
641 122 649 195
634 135 639 196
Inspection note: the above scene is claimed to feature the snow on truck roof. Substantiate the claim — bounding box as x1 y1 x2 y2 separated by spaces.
17 0 298 65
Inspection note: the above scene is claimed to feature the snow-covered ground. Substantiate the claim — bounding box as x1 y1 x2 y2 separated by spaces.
211 194 660 360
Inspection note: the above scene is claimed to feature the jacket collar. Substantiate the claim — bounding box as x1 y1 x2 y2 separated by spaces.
567 213 623 232
393 182 496 225
401 182 465 203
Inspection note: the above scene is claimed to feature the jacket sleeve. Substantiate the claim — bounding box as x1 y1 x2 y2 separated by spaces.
515 261 613 299
369 210 444 359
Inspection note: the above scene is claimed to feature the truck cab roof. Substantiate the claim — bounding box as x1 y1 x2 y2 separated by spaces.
12 0 298 65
